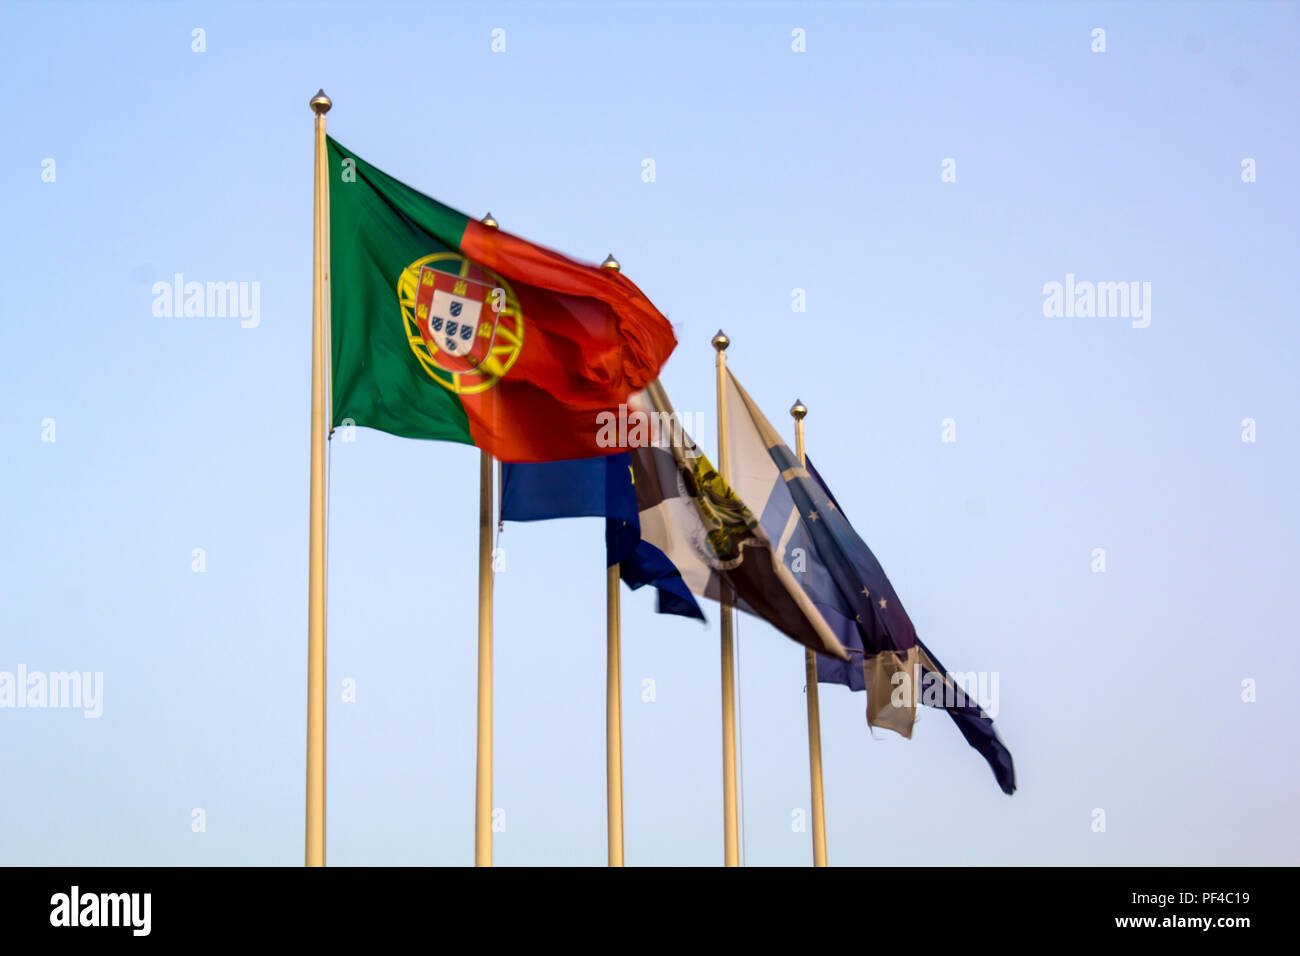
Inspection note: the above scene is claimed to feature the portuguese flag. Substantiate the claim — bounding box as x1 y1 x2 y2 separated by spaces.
326 137 677 462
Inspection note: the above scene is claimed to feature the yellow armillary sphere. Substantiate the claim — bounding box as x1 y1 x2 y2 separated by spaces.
398 252 525 395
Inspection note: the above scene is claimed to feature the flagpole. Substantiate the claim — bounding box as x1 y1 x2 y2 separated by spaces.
712 330 740 866
601 253 625 867
475 449 494 865
305 88 331 868
605 563 624 866
791 399 828 867
473 213 503 867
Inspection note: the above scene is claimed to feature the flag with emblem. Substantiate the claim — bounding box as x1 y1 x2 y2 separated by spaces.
326 137 677 462
621 382 849 660
722 369 1015 794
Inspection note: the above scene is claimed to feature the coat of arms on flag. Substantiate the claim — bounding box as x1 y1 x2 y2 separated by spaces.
401 253 525 392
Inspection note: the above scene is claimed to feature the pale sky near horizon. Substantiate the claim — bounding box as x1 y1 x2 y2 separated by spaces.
1 1 1297 865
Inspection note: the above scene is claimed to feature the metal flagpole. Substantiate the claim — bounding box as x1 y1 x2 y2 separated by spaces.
791 399 828 867
305 88 332 868
605 562 624 866
601 254 626 867
474 214 502 867
475 450 494 866
473 210 501 868
713 330 740 866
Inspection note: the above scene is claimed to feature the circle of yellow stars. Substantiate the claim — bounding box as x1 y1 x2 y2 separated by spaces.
808 500 887 611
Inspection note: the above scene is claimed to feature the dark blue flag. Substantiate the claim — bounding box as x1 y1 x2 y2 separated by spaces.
725 371 1015 794
805 456 1016 795
500 454 705 620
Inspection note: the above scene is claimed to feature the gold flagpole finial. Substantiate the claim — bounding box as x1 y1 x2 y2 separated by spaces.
712 329 730 351
600 253 621 271
481 212 499 228
309 89 332 114
790 398 807 421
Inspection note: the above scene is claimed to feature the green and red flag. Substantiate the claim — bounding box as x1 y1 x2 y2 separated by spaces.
326 137 677 462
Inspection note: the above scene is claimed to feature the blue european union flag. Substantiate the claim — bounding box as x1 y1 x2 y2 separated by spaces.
801 454 1016 795
723 364 1013 793
500 454 705 620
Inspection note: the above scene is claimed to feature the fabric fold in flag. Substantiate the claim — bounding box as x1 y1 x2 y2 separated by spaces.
625 382 849 660
617 537 708 620
722 369 1015 794
499 452 705 620
326 137 677 462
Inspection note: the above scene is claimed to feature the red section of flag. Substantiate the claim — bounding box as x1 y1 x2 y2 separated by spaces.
457 221 677 462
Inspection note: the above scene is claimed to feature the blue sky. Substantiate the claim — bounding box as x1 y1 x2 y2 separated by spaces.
1 0 1297 865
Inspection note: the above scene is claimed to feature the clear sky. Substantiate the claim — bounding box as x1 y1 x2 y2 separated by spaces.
1 0 1297 866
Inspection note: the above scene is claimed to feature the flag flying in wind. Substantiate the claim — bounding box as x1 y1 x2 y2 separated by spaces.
499 452 705 620
722 369 1015 794
326 137 678 462
621 383 849 660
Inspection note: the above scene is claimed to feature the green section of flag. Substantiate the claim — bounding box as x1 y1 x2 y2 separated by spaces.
327 136 475 445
